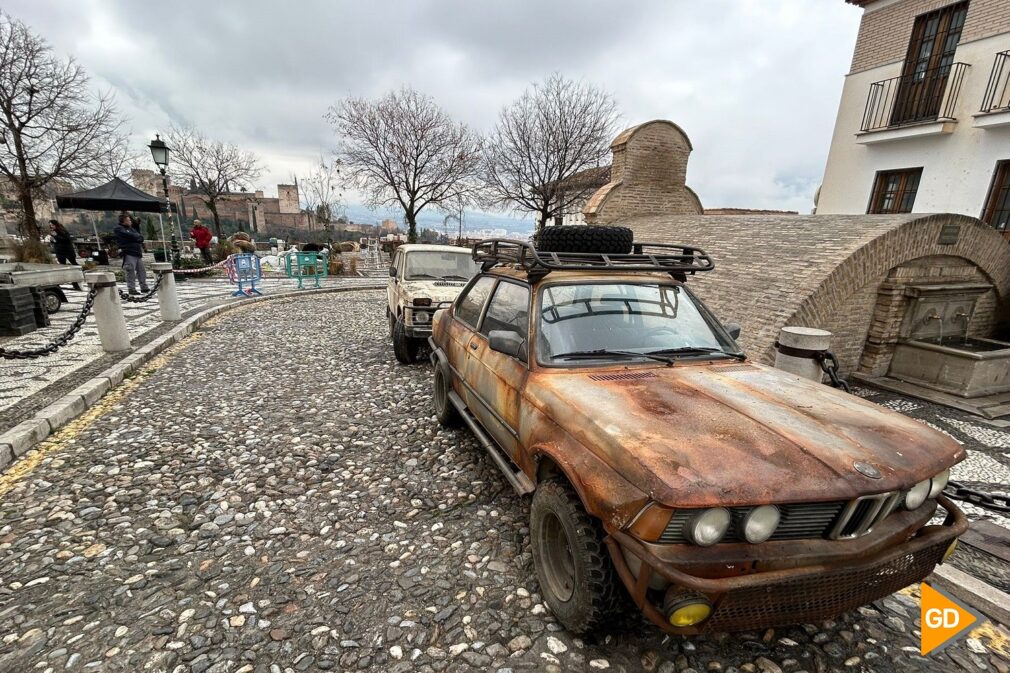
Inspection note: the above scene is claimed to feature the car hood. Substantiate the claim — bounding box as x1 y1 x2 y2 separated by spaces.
526 361 965 507
400 279 469 304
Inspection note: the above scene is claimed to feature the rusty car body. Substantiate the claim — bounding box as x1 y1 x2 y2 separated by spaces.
428 237 966 635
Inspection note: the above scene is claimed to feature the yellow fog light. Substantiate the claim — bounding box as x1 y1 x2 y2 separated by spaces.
666 599 712 627
942 539 958 563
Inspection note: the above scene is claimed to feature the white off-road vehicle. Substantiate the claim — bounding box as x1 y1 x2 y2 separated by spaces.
386 244 480 364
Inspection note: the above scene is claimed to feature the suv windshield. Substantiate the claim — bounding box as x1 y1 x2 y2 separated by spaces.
538 283 738 364
404 250 480 281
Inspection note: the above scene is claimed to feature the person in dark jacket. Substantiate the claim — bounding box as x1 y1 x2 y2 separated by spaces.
49 220 82 291
114 212 149 295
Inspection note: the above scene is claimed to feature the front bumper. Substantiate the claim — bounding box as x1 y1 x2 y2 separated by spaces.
604 495 967 634
403 303 451 338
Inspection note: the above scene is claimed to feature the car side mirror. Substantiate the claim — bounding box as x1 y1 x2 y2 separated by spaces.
389 266 397 278
489 330 525 359
725 322 742 340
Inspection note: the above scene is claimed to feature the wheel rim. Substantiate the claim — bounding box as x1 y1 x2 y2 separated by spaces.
45 294 59 313
540 511 576 603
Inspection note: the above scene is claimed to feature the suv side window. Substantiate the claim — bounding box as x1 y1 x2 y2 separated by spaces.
481 281 530 341
455 276 495 328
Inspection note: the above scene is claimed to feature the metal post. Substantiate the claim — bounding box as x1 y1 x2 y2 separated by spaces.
85 271 131 353
774 326 832 383
151 262 181 321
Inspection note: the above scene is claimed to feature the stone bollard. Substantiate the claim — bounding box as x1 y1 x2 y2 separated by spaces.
85 272 131 353
152 262 181 321
774 326 832 383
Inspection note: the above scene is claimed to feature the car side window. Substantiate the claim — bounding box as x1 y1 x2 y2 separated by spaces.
481 281 530 341
455 276 496 328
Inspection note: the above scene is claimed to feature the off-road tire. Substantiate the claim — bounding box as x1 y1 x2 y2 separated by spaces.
387 307 396 337
432 366 461 427
392 317 419 364
530 480 625 635
536 225 634 255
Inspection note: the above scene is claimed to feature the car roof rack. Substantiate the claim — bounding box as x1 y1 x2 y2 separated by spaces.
472 239 715 280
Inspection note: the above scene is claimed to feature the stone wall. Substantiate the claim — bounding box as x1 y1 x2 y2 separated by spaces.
582 121 702 224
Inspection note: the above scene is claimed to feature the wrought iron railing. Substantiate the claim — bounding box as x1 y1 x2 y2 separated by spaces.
980 51 1010 114
861 62 970 132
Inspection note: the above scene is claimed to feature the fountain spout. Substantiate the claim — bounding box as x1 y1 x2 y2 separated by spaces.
953 310 972 342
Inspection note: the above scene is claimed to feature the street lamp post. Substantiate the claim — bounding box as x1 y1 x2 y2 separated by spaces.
148 135 179 265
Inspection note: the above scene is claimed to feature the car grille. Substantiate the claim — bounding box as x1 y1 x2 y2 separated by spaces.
658 493 901 544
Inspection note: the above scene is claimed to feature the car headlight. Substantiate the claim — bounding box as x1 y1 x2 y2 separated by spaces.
742 505 780 544
929 469 950 499
686 508 731 546
904 479 931 510
413 310 429 324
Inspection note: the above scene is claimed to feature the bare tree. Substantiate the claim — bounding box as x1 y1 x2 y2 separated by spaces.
298 156 343 230
166 124 263 237
0 12 127 238
327 87 481 243
482 73 619 232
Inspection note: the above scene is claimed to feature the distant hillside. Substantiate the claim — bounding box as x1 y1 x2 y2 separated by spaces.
340 203 534 235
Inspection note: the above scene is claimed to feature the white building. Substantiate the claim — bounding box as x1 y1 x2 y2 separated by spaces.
817 0 1010 232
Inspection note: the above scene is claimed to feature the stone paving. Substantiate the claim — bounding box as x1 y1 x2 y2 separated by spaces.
0 252 387 418
1 291 1009 673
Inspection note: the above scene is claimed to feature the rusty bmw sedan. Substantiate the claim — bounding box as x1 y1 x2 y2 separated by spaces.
427 227 966 635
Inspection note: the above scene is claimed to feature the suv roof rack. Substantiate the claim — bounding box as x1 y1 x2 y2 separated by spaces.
472 239 715 280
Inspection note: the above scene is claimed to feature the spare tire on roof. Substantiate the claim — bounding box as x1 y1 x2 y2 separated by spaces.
535 225 634 255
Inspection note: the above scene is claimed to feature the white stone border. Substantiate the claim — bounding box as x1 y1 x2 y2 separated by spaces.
0 284 384 472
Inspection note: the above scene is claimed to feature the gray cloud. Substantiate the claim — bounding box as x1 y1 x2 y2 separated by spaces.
5 0 860 215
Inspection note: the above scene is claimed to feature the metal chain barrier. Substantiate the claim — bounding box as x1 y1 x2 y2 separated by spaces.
814 350 851 393
0 286 98 360
172 259 228 275
944 481 1010 514
119 272 164 303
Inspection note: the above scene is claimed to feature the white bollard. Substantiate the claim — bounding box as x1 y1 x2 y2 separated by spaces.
152 262 181 321
85 271 131 353
774 326 832 383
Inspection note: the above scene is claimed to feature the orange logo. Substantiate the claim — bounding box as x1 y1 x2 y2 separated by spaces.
920 583 981 656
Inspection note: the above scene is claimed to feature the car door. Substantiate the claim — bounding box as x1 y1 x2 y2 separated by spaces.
446 275 496 399
387 249 401 315
465 279 531 459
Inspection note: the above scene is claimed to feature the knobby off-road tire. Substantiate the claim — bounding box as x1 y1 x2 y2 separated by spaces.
536 225 634 255
392 318 419 364
432 366 461 427
530 480 626 635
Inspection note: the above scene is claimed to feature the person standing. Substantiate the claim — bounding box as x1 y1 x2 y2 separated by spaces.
49 220 82 291
114 212 149 295
190 219 213 264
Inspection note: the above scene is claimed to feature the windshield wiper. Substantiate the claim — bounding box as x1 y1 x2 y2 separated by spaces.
647 346 746 361
440 274 469 280
552 349 677 365
407 273 439 279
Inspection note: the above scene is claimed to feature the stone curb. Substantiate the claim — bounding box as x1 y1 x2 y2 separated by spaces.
932 563 1010 626
0 284 384 473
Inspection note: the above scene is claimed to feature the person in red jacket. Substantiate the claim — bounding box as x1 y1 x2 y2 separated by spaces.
190 219 213 264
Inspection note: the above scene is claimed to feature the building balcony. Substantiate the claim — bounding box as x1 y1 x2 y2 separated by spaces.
857 62 970 144
975 50 1010 130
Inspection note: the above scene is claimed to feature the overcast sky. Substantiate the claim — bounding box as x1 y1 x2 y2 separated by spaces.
6 0 861 216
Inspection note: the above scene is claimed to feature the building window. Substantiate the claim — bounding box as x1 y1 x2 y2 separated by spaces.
868 168 923 214
983 161 1010 231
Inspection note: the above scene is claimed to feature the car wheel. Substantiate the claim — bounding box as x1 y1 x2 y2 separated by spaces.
392 317 418 364
531 480 624 635
535 225 634 255
44 290 62 314
387 307 395 337
432 366 461 426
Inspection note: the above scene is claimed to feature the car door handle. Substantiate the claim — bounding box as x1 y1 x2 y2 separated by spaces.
469 342 479 350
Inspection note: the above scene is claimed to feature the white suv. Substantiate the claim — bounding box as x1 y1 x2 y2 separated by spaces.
386 244 480 363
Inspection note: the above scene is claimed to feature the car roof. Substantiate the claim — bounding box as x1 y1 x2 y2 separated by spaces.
486 266 680 286
398 244 472 254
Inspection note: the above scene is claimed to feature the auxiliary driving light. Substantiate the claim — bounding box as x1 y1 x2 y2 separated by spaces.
413 297 432 306
942 539 958 563
686 508 731 546
904 479 931 510
742 505 780 544
664 596 713 628
413 311 429 324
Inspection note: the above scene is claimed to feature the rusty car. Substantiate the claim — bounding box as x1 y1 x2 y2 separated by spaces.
426 226 967 635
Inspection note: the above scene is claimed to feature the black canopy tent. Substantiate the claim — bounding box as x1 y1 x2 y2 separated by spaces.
55 177 179 257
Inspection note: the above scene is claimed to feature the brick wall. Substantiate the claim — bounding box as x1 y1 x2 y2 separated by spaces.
582 121 703 224
618 213 1010 374
851 0 1010 73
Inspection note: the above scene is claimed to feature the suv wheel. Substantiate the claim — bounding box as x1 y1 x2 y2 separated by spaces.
392 317 418 364
535 225 634 255
432 367 461 426
530 480 623 635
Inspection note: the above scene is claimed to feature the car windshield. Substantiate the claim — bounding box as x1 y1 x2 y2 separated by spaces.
537 283 737 364
404 250 480 280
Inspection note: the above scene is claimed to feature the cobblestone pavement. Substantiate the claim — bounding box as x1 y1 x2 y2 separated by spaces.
0 252 386 416
1 291 1009 673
